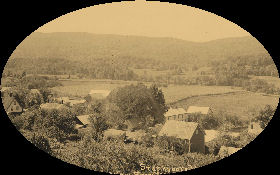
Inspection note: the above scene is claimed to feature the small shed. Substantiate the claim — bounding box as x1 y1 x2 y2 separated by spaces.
89 90 111 99
76 115 91 128
158 120 205 153
2 96 23 114
40 103 67 111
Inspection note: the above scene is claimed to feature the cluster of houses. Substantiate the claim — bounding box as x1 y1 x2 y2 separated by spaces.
1 86 263 156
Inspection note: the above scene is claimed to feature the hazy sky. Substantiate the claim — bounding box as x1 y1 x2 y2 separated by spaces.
36 1 250 42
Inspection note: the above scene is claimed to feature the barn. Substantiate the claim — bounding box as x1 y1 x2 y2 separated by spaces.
158 120 205 153
89 90 111 99
75 115 91 129
2 95 23 114
164 108 188 121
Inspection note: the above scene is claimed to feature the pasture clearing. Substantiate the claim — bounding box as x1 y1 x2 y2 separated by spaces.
161 85 242 104
52 79 243 104
51 79 138 97
171 91 279 119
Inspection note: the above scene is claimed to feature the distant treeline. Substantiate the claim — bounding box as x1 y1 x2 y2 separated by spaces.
3 53 279 94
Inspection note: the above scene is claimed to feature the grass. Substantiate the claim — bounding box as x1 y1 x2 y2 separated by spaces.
51 79 138 97
161 85 242 104
52 79 243 103
171 91 279 119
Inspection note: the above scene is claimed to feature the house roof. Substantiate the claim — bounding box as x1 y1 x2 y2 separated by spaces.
76 115 91 125
158 120 203 140
89 90 111 98
56 97 86 106
164 108 187 117
40 103 66 110
2 96 18 111
103 129 126 138
186 106 210 115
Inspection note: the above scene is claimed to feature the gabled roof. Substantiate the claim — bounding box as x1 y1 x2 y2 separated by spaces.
103 129 126 138
158 120 203 140
89 90 111 98
76 115 91 125
2 96 18 111
164 108 187 117
40 103 66 110
186 106 210 115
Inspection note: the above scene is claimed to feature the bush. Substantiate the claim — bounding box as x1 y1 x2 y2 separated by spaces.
30 133 52 154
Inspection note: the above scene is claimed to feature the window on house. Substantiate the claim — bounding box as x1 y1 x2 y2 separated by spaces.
251 124 254 129
11 107 13 111
14 101 16 105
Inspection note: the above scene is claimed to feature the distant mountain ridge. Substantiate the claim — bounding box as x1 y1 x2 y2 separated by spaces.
11 32 268 63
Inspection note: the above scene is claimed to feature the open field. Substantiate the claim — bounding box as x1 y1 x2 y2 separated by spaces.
171 91 279 119
51 79 138 97
161 85 243 104
52 79 243 102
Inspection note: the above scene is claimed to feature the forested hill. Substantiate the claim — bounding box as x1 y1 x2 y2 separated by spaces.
10 32 267 64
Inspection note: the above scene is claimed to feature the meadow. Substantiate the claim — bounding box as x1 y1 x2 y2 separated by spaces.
51 79 243 103
171 91 279 119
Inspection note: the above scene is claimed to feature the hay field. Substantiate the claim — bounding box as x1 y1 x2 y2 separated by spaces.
52 79 243 103
171 91 279 119
161 85 242 104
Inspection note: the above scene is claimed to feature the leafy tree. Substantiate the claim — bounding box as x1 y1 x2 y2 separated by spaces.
107 84 167 130
88 114 109 142
255 105 276 129
38 108 77 142
30 133 52 154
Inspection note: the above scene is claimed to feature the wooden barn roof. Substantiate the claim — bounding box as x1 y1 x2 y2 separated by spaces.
164 108 187 117
159 120 204 140
76 115 91 125
186 106 210 115
2 96 17 111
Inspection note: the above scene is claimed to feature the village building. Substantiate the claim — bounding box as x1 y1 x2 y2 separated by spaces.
89 90 111 99
2 95 23 114
75 115 91 129
248 121 263 135
186 106 212 115
55 97 86 107
158 120 205 153
40 103 67 111
103 128 146 143
186 106 212 121
164 108 188 121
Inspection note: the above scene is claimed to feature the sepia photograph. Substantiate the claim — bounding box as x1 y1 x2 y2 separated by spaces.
0 1 279 174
